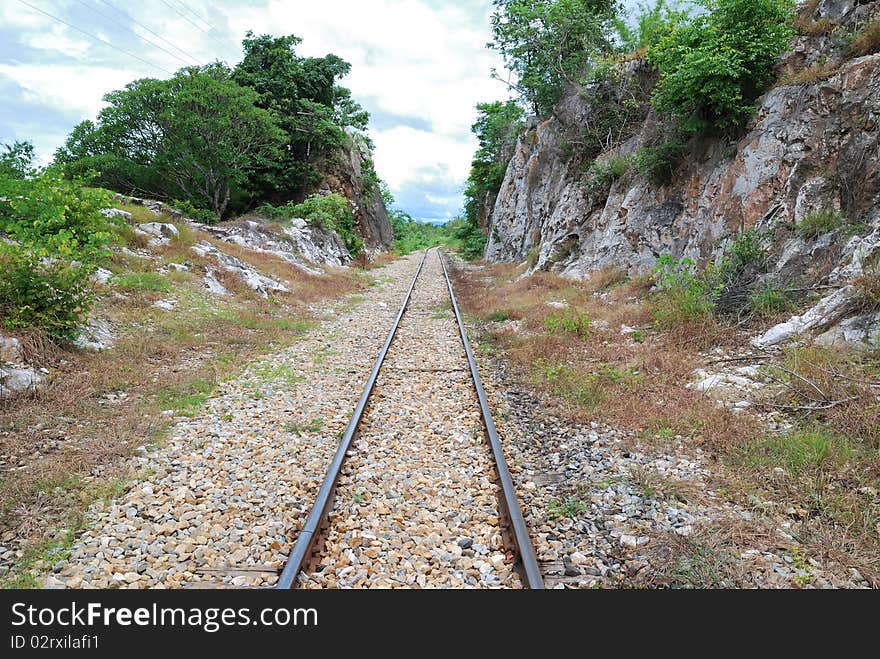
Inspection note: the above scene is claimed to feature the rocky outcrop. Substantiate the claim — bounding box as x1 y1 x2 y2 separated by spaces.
195 218 351 275
485 0 880 348
190 242 290 298
316 134 393 250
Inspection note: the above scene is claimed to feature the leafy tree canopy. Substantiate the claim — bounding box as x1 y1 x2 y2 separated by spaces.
489 0 620 116
649 0 794 132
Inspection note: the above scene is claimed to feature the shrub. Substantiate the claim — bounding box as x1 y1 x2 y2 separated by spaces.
652 255 716 325
288 194 364 257
583 156 634 196
750 282 793 317
544 308 593 338
0 244 93 343
649 0 795 133
171 199 218 224
0 169 116 264
796 210 843 239
848 17 880 58
635 138 688 185
0 168 119 342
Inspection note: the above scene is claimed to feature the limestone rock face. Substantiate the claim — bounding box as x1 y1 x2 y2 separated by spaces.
316 135 393 250
484 1 880 348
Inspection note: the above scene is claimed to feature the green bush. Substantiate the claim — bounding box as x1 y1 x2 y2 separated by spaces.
583 156 634 196
796 210 844 239
0 169 116 263
652 255 716 324
0 167 120 342
264 194 364 257
649 0 795 133
0 244 93 343
635 138 688 185
171 199 219 224
750 282 793 317
544 308 593 338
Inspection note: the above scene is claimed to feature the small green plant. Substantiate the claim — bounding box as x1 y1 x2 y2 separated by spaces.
548 496 589 519
171 199 218 224
112 272 172 293
796 210 844 239
750 282 793 317
486 310 510 322
631 329 647 343
652 255 716 325
544 308 592 338
635 139 687 185
583 156 634 196
156 378 216 417
352 491 366 504
286 418 325 434
526 246 539 268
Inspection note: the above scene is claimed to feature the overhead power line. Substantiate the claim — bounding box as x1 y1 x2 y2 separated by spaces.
15 0 174 75
158 0 229 52
95 0 202 65
72 0 195 67
169 0 217 33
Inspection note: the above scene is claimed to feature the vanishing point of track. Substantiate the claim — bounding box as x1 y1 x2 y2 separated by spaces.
276 249 543 589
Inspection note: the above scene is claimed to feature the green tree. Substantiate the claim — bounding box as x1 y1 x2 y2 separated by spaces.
55 65 285 219
489 0 619 116
649 0 795 133
232 32 369 203
613 0 692 52
460 100 525 257
0 140 35 179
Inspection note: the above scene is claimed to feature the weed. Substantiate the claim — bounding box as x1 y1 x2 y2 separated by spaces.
544 308 592 338
797 210 844 239
286 418 325 434
156 378 216 417
750 282 793 317
631 329 647 343
848 17 880 57
112 272 172 293
548 496 589 518
486 311 510 322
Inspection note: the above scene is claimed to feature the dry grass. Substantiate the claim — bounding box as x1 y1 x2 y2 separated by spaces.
776 60 840 87
454 260 880 586
0 235 368 586
453 262 754 446
849 18 880 58
793 16 837 36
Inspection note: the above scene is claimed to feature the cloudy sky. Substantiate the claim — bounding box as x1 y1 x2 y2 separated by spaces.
1 0 516 222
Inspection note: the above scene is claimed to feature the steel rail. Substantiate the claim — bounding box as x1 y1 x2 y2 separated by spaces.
276 249 428 589
439 252 545 589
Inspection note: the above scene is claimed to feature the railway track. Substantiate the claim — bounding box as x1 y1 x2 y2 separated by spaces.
275 248 543 589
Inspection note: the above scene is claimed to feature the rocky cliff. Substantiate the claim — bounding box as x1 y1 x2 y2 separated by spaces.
315 134 393 250
485 0 880 348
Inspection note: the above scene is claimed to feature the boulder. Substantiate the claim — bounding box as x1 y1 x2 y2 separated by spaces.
0 335 23 363
0 365 42 398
